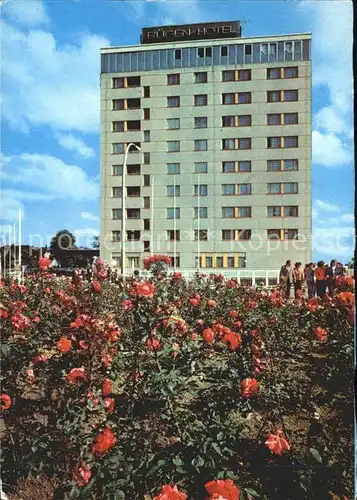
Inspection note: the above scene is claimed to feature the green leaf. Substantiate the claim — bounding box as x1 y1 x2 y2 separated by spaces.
173 456 184 467
211 442 222 455
192 455 205 468
309 448 322 463
244 488 260 497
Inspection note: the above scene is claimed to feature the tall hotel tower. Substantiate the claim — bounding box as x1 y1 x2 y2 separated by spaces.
100 21 311 272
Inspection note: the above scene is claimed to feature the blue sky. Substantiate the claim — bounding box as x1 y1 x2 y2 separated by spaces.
0 0 354 262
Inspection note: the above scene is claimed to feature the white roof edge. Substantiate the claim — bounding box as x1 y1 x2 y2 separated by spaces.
101 32 312 53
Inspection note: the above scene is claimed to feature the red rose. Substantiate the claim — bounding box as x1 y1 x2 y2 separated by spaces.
91 281 101 293
103 397 115 414
154 484 187 500
189 298 200 307
92 427 117 455
202 328 214 344
226 279 237 288
122 299 134 311
131 281 155 298
172 272 182 279
222 331 242 351
73 461 91 488
205 479 240 500
265 429 290 455
313 326 328 343
228 310 238 319
67 368 87 384
146 338 161 351
39 257 51 270
0 394 11 411
32 354 48 364
207 299 217 307
241 378 259 398
57 336 72 353
233 321 242 329
102 379 112 396
307 297 319 312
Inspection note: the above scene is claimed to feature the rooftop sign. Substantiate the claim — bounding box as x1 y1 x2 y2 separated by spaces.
141 21 241 44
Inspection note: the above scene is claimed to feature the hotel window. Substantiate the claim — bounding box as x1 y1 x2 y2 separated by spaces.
244 44 252 63
144 108 150 120
127 186 140 197
283 90 298 101
267 68 281 80
113 99 124 110
284 67 298 79
128 256 140 268
194 116 207 128
267 229 281 240
269 43 277 61
267 183 281 194
238 183 252 195
127 98 141 109
167 118 180 130
222 139 236 150
238 161 251 172
112 187 122 198
127 230 140 241
113 77 125 88
144 219 150 230
144 152 150 164
113 121 125 132
167 208 180 219
167 73 180 85
112 165 123 176
267 160 282 172
127 165 141 175
194 184 208 196
267 206 281 217
127 120 141 131
283 159 298 171
222 229 235 241
112 76 140 88
267 91 281 102
167 141 180 152
194 207 208 218
167 163 180 174
260 43 269 63
112 209 122 220
284 136 298 148
195 72 208 83
267 182 298 194
284 182 298 194
143 197 150 208
112 231 121 242
239 70 251 81
267 137 282 149
283 206 298 217
238 115 251 126
113 143 125 154
197 47 211 58
167 185 180 197
238 92 251 104
222 70 235 82
222 161 235 173
144 174 150 187
267 114 281 126
222 207 235 218
194 94 208 106
238 138 251 150
221 46 228 57
222 184 235 196
194 139 207 151
227 256 235 268
194 229 208 241
222 116 236 127
285 229 298 240
238 230 251 241
194 162 208 173
238 207 251 218
170 256 180 268
167 230 180 241
284 113 298 124
205 256 213 267
167 96 180 108
216 256 224 268
143 86 150 98
222 93 235 105
127 209 141 219
143 130 150 142
284 41 293 61
143 241 150 253
175 49 181 60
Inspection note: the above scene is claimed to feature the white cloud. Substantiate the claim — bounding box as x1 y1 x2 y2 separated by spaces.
81 211 99 221
123 0 211 26
3 154 98 201
300 1 353 168
56 133 96 159
314 199 339 213
1 19 110 134
0 192 24 222
312 130 352 167
3 0 49 27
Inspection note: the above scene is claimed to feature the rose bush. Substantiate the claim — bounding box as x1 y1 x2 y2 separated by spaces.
0 265 354 499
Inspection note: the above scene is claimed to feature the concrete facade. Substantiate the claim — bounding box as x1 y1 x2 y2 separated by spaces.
100 29 312 271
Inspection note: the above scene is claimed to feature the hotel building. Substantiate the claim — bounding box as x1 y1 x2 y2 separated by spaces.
100 21 312 271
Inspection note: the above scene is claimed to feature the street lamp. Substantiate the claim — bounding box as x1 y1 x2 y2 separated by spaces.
121 143 141 275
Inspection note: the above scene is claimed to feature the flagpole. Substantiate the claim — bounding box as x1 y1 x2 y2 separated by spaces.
18 208 22 278
151 176 154 256
197 175 200 270
8 226 11 276
173 175 176 271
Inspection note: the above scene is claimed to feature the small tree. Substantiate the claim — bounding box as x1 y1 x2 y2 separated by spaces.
50 230 76 267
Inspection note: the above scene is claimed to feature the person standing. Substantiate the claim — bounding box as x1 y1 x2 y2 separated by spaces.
292 262 304 298
305 262 315 298
315 261 326 298
279 260 293 299
325 259 337 297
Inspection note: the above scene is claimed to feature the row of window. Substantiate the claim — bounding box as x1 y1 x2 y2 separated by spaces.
111 228 299 242
112 112 298 132
111 205 299 221
112 89 298 110
112 135 299 154
112 159 298 176
111 67 299 89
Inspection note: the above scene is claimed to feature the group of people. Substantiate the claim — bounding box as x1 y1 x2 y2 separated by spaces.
279 259 347 299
